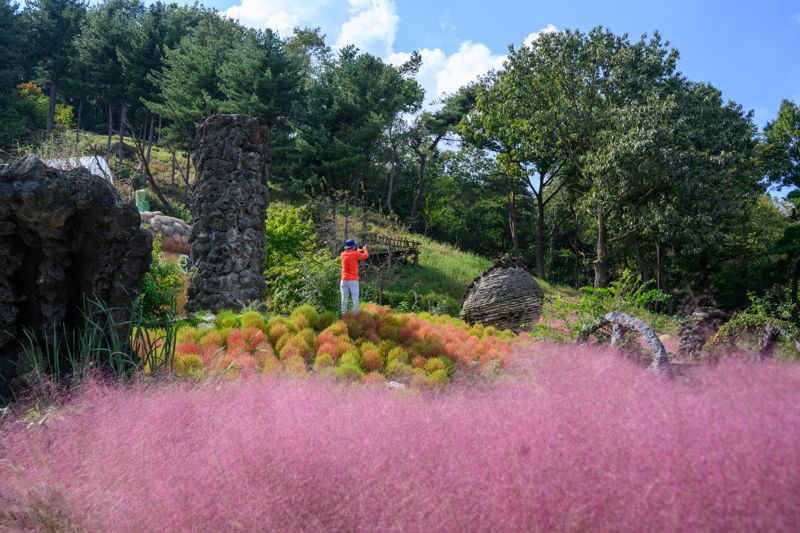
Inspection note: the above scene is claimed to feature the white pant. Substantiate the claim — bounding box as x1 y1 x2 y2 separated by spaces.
340 280 360 314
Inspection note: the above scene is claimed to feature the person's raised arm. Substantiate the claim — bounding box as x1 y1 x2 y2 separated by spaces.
358 245 369 259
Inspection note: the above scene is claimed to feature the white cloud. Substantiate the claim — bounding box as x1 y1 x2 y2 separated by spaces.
223 0 329 35
432 42 504 97
523 23 558 47
333 0 399 56
389 43 503 106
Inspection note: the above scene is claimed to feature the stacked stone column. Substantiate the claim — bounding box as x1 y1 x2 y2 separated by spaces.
186 114 270 313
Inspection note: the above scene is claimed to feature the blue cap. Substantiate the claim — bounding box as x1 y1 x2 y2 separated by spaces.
344 239 357 249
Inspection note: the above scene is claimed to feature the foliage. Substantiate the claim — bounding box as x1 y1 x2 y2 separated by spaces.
144 190 191 222
135 236 185 325
704 291 800 360
760 99 800 189
531 269 672 342
140 304 519 386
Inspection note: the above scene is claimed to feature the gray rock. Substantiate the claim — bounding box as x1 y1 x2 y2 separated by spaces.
186 114 270 313
0 154 151 400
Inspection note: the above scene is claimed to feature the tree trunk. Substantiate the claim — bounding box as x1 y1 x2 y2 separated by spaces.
792 257 799 325
408 153 427 232
593 206 608 288
573 209 581 289
184 152 191 199
157 114 162 145
343 197 350 240
170 150 176 187
633 239 650 281
508 188 519 257
106 103 114 160
142 114 155 184
332 197 338 244
46 82 57 137
117 105 127 161
386 165 395 214
535 193 545 278
75 99 82 142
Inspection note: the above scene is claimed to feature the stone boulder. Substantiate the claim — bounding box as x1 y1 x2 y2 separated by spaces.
0 155 151 399
186 114 270 313
677 307 731 359
460 256 544 332
140 211 191 255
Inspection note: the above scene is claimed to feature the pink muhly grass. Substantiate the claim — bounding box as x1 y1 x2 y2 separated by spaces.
1 346 799 531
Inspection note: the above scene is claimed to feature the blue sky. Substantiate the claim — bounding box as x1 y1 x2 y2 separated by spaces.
199 0 799 127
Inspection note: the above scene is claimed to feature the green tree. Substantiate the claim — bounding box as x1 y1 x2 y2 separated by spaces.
74 0 144 157
293 46 423 205
148 14 244 156
407 83 475 232
461 70 565 276
24 0 86 136
760 99 800 189
218 28 303 181
0 0 28 146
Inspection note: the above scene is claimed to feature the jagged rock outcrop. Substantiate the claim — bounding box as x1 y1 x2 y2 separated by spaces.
460 256 544 332
140 211 191 255
0 155 151 399
186 114 270 313
678 307 731 359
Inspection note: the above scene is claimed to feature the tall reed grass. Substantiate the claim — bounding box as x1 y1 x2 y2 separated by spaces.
1 346 798 531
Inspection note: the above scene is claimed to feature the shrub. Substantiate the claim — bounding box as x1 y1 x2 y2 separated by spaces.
426 368 449 387
215 310 239 329
360 343 383 372
137 236 185 325
240 311 267 332
291 305 319 330
317 311 337 331
334 363 363 382
424 357 450 375
313 353 334 371
387 347 410 365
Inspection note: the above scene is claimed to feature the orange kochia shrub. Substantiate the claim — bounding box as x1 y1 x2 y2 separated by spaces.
143 304 520 386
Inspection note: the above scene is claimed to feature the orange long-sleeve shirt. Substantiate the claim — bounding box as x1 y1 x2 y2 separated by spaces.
341 248 369 280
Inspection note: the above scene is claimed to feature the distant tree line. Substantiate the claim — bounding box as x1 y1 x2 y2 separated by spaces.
1 0 798 313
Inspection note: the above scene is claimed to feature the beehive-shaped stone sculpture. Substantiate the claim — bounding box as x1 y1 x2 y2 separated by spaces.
140 211 191 255
460 257 544 332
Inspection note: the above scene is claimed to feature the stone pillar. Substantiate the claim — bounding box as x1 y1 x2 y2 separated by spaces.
187 114 270 313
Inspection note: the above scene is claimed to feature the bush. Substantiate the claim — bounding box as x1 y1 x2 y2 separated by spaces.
136 237 185 325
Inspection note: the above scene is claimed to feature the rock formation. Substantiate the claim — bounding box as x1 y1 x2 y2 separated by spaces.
577 311 671 372
186 114 270 313
677 307 731 359
0 155 151 399
460 256 544 332
140 211 191 255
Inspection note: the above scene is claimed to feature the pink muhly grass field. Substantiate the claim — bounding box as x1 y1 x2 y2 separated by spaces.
1 346 799 531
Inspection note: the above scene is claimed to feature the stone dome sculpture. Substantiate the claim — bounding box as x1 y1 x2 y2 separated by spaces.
460 256 544 332
140 211 191 255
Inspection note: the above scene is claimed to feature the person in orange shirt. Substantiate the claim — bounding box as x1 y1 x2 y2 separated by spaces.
340 239 369 314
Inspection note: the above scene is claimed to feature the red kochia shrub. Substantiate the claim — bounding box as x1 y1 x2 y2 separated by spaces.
3 348 800 531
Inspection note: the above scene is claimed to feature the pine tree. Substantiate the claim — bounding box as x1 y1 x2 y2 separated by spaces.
24 0 86 136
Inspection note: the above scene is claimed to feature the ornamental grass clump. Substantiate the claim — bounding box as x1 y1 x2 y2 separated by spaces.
3 349 800 531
